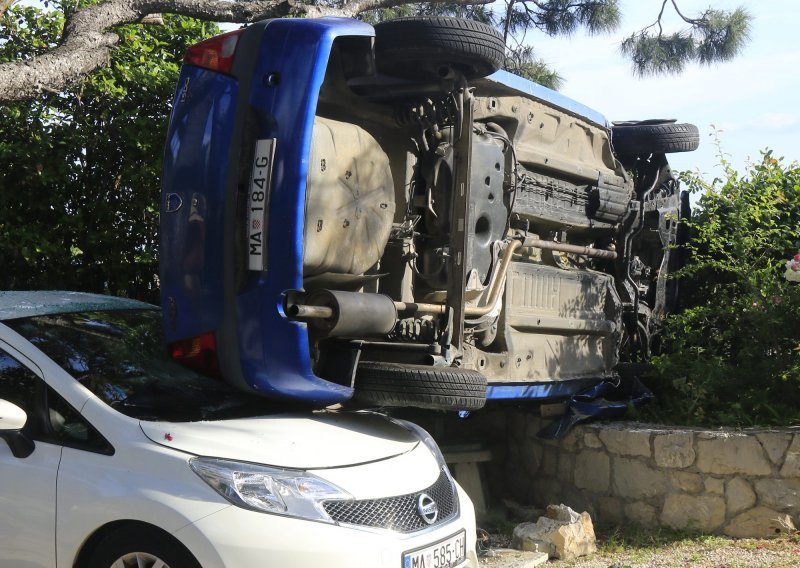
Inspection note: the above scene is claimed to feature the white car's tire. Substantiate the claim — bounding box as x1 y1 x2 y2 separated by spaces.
87 525 200 568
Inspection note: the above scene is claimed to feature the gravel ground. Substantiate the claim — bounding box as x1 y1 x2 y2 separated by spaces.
477 532 800 568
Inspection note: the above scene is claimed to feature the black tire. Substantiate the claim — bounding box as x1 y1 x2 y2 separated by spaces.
374 17 505 80
87 525 201 568
612 122 699 155
353 362 487 411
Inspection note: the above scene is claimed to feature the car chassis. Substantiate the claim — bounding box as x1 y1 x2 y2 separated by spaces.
160 17 697 409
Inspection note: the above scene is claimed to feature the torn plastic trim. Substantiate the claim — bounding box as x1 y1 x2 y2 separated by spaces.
485 379 601 401
537 375 654 440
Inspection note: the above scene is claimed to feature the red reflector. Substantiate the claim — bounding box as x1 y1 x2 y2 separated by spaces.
183 28 245 74
170 332 221 378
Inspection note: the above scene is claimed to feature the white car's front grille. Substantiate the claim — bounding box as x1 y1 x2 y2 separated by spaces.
322 469 457 533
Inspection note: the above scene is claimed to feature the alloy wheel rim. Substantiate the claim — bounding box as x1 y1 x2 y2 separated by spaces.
110 552 170 568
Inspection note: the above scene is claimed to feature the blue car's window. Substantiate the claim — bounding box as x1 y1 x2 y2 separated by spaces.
6 310 282 422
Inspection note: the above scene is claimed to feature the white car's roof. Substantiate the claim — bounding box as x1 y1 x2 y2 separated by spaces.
0 291 154 321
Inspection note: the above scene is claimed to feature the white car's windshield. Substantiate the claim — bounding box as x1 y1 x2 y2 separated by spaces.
7 310 286 421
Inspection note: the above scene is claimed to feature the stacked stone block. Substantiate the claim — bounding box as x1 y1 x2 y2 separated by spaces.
503 417 800 538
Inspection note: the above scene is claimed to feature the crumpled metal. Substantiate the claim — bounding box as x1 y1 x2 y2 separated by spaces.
537 375 654 439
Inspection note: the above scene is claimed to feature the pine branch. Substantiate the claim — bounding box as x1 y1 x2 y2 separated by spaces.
0 0 492 102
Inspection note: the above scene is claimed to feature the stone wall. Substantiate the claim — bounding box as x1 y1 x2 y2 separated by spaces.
399 408 800 537
501 415 800 538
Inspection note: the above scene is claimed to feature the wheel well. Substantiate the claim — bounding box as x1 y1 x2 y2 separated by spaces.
72 520 197 568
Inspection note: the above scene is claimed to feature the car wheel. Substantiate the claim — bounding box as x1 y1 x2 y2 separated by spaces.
87 525 201 568
374 17 505 80
353 362 487 411
611 121 700 156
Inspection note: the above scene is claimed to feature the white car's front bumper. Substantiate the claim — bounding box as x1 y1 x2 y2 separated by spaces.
175 482 478 568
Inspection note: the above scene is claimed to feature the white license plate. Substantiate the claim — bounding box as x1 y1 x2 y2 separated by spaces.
247 138 276 271
402 530 466 568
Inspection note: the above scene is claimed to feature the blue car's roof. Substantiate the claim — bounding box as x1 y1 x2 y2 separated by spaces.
481 70 608 128
0 291 155 321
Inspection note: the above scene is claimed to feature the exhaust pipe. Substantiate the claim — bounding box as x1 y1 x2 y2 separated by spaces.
289 289 397 338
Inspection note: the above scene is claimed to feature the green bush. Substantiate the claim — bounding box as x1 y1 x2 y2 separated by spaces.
644 152 800 427
0 3 218 302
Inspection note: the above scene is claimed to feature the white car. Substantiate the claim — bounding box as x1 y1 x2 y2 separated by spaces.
0 291 477 568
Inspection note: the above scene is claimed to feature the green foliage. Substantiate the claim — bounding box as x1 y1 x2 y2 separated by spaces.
359 4 494 25
695 8 751 64
365 1 748 83
645 153 800 427
520 0 620 37
0 2 218 302
620 31 694 76
621 5 750 76
504 45 562 90
598 524 708 555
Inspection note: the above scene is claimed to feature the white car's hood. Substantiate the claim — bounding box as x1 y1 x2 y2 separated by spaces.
139 411 420 469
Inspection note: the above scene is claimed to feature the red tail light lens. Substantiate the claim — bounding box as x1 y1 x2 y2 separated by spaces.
183 28 245 74
170 332 221 378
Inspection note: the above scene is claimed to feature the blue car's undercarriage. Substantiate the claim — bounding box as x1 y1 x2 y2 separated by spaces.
160 17 697 410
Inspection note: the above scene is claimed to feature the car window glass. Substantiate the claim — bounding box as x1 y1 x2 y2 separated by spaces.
0 347 111 451
7 310 282 422
45 385 113 454
0 347 41 435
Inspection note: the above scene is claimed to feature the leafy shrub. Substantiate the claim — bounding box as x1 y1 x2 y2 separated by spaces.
0 4 217 302
644 152 800 427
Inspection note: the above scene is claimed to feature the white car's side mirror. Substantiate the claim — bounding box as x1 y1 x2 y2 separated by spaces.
0 399 27 431
0 399 34 458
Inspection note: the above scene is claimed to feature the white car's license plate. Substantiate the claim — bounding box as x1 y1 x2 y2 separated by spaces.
402 530 466 568
247 138 276 271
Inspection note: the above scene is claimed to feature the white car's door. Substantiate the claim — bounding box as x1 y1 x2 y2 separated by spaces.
0 342 60 568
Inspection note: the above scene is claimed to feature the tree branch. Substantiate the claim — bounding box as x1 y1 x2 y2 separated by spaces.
656 0 667 36
0 0 490 103
0 0 15 18
0 0 751 102
342 0 491 17
503 0 514 43
670 0 702 26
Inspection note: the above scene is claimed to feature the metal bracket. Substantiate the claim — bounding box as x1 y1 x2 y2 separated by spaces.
445 85 474 352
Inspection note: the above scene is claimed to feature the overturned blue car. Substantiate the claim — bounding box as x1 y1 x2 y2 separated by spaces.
160 16 698 409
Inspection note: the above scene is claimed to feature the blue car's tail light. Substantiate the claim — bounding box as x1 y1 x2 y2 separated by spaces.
184 28 245 74
170 332 221 378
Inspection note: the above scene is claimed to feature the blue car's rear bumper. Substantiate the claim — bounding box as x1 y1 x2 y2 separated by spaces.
161 19 374 405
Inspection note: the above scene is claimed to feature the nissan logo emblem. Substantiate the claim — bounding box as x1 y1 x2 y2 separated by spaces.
416 493 438 525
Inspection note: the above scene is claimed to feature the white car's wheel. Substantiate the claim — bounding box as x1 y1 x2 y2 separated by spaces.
110 552 169 568
87 525 200 568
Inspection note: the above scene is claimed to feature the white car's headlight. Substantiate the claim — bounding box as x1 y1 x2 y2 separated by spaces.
390 418 448 470
190 457 352 522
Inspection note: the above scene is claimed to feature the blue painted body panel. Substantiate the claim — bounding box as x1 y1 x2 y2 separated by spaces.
161 18 373 405
486 379 601 401
232 18 372 403
482 70 608 128
160 68 237 341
